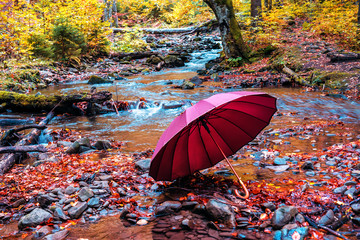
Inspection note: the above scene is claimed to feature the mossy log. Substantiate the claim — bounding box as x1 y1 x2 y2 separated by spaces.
282 66 309 86
0 90 112 114
327 52 360 62
0 111 54 174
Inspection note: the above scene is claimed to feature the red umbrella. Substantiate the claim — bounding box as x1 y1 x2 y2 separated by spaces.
149 91 277 199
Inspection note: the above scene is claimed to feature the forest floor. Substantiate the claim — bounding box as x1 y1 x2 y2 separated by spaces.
0 21 360 240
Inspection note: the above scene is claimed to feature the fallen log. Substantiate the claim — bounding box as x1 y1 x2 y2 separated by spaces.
113 27 196 34
110 51 160 60
0 111 54 174
327 52 360 62
282 66 309 86
0 125 46 146
0 90 112 114
0 145 47 154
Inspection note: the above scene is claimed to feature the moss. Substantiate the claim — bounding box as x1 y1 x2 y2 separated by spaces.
269 46 304 72
87 75 113 84
309 71 354 89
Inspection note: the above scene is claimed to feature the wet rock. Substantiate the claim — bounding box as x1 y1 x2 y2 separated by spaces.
295 214 305 224
37 195 57 208
301 161 314 170
189 76 203 86
352 217 360 226
94 140 111 150
43 229 69 240
333 186 347 194
181 219 195 230
11 198 26 208
32 225 52 239
18 208 53 230
192 204 207 215
318 210 334 225
68 202 88 219
345 181 357 186
271 206 298 229
88 75 113 84
79 146 92 153
99 175 113 181
164 54 184 67
135 159 151 171
305 171 315 177
351 203 360 214
53 207 69 221
265 165 290 172
147 55 163 65
78 187 94 202
182 201 198 210
155 201 182 215
136 219 148 226
88 197 100 208
274 157 287 165
181 81 195 90
344 186 358 198
261 202 276 211
65 185 76 195
65 142 80 154
205 199 236 228
274 227 308 240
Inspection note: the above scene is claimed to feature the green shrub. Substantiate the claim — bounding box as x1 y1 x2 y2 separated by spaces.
51 18 86 62
27 34 53 58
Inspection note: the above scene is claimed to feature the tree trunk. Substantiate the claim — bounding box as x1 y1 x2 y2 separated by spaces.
358 0 360 25
103 0 117 27
265 0 272 10
251 0 262 18
0 145 47 154
204 0 249 59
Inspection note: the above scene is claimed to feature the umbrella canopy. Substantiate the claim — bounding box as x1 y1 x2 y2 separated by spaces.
149 91 277 182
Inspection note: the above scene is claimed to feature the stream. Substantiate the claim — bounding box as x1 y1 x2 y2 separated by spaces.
1 48 360 239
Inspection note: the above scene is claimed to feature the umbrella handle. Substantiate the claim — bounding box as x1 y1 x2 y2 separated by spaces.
223 157 250 200
210 135 249 199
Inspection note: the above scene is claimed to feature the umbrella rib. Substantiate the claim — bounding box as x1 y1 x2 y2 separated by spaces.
186 123 191 174
169 131 183 181
197 121 213 166
210 108 270 125
206 121 235 154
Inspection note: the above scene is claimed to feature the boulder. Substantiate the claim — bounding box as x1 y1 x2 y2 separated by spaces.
164 54 185 67
43 229 69 240
205 199 236 228
271 206 298 229
88 75 113 84
146 55 163 65
65 142 80 154
189 76 203 86
54 207 69 221
94 140 112 150
77 138 91 148
274 157 287 165
65 185 77 195
18 208 52 230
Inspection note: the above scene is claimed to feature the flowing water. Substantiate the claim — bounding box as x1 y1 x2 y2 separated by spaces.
1 49 360 239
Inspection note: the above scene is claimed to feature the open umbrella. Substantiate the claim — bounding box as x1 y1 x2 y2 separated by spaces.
149 91 277 199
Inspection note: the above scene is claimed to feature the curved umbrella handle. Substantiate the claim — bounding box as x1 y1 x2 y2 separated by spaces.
233 177 249 199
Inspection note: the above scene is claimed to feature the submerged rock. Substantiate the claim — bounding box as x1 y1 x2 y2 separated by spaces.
181 81 195 90
88 75 113 84
18 208 52 230
205 199 236 228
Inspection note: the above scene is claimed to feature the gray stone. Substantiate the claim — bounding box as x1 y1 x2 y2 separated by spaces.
266 165 290 172
295 214 305 223
344 186 357 198
88 197 100 208
345 181 357 186
53 207 69 221
68 202 88 219
274 157 287 165
351 203 360 214
305 171 315 177
135 159 151 171
318 210 334 225
189 76 203 86
155 201 182 215
65 142 80 154
18 208 52 230
261 202 276 211
79 146 92 153
77 138 91 148
94 140 112 150
116 187 127 197
271 206 298 229
99 175 113 181
78 187 94 202
65 185 76 195
325 161 337 166
181 219 195 230
88 75 113 84
43 229 69 240
333 186 347 194
205 199 236 228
